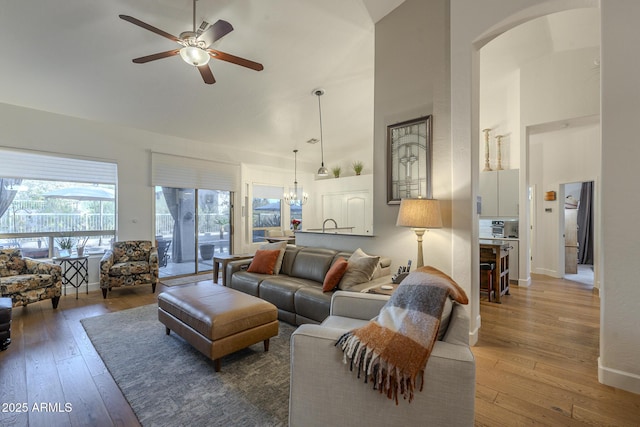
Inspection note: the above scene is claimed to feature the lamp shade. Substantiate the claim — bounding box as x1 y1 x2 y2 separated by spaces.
396 198 443 229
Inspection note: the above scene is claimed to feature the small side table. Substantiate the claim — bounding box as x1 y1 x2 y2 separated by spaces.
54 256 89 299
213 253 254 287
367 283 398 296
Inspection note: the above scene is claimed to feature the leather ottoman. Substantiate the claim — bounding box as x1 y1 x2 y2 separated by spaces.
158 283 278 371
0 297 12 351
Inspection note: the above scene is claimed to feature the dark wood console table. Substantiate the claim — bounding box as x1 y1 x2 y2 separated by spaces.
480 240 510 303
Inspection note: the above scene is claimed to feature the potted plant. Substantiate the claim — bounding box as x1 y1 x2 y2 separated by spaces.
199 244 216 261
56 235 75 257
352 161 364 176
291 218 301 230
331 166 341 178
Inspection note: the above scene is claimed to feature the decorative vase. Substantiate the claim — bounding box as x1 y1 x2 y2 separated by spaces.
77 246 84 257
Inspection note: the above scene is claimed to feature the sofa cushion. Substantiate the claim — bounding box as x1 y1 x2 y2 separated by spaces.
0 249 26 277
112 240 152 262
290 248 336 283
1 274 55 293
259 241 287 274
228 271 265 296
280 246 302 276
109 261 151 276
294 286 332 323
323 257 348 292
259 277 309 312
338 248 380 290
247 249 281 275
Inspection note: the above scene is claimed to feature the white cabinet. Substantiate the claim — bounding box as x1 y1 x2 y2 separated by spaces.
479 169 519 217
322 191 371 235
315 174 373 235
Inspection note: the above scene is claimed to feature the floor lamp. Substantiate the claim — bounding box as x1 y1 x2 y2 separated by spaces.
396 198 443 268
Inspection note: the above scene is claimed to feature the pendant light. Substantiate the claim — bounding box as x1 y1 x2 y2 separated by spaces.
313 88 329 177
284 149 308 206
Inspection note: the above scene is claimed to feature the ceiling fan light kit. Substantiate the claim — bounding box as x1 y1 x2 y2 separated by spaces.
119 0 263 84
179 46 210 66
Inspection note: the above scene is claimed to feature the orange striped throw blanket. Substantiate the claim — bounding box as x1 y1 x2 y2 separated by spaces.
336 266 468 403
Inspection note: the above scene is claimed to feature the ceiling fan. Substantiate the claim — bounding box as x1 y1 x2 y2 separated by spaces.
119 0 263 85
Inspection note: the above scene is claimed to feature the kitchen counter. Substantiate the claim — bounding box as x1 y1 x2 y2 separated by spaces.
479 236 519 242
479 239 513 247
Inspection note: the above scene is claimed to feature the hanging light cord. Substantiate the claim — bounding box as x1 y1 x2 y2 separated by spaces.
293 150 299 188
317 92 325 167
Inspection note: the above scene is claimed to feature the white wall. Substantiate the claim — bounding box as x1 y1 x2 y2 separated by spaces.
371 0 452 271
521 47 600 126
452 0 640 395
299 0 452 274
529 121 600 277
479 70 521 170
0 102 301 249
599 0 640 394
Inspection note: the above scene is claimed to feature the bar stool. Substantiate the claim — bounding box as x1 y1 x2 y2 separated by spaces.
0 297 12 351
480 262 496 302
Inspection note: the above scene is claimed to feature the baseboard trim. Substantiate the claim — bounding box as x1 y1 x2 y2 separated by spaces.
518 277 531 287
598 357 640 395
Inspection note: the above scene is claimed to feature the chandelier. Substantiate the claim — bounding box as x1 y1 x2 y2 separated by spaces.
284 149 308 206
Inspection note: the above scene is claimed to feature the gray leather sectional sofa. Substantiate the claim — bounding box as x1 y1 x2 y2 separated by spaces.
226 246 391 325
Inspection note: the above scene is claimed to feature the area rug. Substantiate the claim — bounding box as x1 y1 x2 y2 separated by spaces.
81 304 293 426
160 274 214 287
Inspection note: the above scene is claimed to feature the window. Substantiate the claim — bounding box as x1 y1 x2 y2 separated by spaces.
0 148 117 257
252 185 283 243
0 179 116 257
155 187 231 278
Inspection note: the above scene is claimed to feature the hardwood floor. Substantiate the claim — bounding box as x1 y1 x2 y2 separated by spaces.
474 274 640 426
1 276 638 426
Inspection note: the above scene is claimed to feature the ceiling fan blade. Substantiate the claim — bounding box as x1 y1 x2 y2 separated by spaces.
132 49 180 64
208 49 264 71
197 19 234 48
198 65 216 85
119 15 181 43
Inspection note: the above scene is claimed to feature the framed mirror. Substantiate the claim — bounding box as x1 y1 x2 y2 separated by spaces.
386 115 432 204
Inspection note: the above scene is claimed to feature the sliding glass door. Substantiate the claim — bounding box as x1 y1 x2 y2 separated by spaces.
156 187 231 278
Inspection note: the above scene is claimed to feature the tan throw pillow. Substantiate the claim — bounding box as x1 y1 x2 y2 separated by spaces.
247 249 281 275
338 248 380 290
259 241 287 274
323 257 349 292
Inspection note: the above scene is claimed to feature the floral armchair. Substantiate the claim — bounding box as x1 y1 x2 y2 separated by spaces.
0 248 62 309
99 240 159 298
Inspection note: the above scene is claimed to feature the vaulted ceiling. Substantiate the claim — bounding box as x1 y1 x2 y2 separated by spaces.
0 0 403 166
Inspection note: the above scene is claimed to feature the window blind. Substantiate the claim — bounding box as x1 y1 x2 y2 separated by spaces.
151 152 239 191
253 184 285 199
0 147 117 184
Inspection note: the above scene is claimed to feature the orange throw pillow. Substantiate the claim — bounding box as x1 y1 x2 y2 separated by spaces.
323 257 349 292
247 249 281 275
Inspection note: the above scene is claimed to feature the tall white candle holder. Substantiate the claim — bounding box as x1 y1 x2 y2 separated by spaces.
482 128 492 171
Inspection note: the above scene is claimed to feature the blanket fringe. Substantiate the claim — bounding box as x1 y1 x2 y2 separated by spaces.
336 332 420 404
